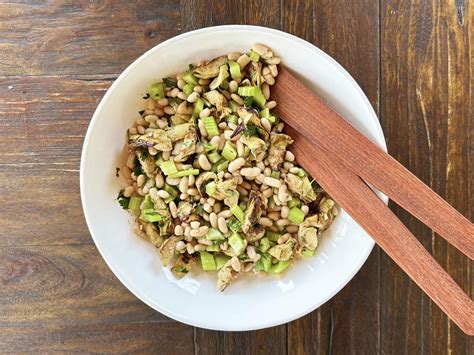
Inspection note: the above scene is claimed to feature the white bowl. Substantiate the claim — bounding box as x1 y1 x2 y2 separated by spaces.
80 25 387 331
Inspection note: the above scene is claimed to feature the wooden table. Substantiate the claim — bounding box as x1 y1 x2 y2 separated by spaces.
0 1 471 353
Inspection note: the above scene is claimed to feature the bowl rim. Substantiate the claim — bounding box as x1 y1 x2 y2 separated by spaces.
80 24 387 331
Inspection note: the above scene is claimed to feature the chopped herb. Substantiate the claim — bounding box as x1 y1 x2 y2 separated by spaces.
141 151 149 160
163 77 178 88
243 125 258 137
117 190 130 210
168 97 181 108
243 96 253 107
194 204 204 216
133 157 144 176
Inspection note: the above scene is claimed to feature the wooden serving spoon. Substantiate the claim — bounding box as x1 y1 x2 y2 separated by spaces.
272 67 474 335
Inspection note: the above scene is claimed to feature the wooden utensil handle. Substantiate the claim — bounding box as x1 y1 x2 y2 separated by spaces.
274 68 474 259
286 126 474 335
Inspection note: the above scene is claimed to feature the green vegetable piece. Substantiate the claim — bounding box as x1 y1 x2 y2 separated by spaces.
168 97 181 109
255 253 272 272
206 244 220 252
207 151 222 164
199 251 217 271
238 85 266 109
163 77 177 88
209 65 229 90
205 181 217 196
160 160 177 176
213 159 229 173
221 141 237 161
142 195 154 210
182 71 198 85
288 207 305 224
260 108 270 118
203 142 216 152
269 260 291 274
128 196 142 210
267 115 277 124
168 168 200 178
193 98 205 117
243 125 258 137
288 197 301 209
230 205 244 222
228 233 246 255
140 209 163 222
229 100 240 112
117 191 130 210
243 96 253 107
302 248 317 258
266 230 281 242
215 254 231 270
149 82 165 100
206 228 225 241
163 184 178 203
201 117 219 137
271 170 280 179
258 237 271 253
227 218 241 233
225 114 238 125
183 83 195 95
228 60 241 79
249 50 260 62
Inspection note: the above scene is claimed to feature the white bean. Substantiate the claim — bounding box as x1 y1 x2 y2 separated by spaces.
228 157 246 173
210 212 218 228
217 217 228 234
264 176 281 188
157 190 170 199
280 206 289 219
240 167 261 177
179 177 189 193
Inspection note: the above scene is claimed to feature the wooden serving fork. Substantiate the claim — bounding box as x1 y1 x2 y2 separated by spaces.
272 67 474 335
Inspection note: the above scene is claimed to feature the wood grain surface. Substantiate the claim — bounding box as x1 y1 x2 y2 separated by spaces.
0 0 471 354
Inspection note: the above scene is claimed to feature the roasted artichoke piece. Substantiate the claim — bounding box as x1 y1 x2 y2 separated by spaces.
213 177 240 201
285 173 317 203
129 129 172 152
176 201 194 222
244 224 266 243
237 107 269 140
209 64 229 90
193 56 227 79
203 90 230 117
171 254 196 279
217 258 239 291
267 133 293 169
248 61 263 87
174 126 197 162
158 236 181 267
195 172 218 197
240 135 268 162
138 220 164 247
136 151 156 178
241 191 267 234
268 240 293 261
166 123 193 142
223 190 239 208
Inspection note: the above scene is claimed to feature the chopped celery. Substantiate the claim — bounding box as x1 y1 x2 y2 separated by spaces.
228 233 245 255
238 201 247 211
221 141 237 161
168 169 200 178
259 107 270 118
182 71 198 85
202 97 211 107
140 208 163 222
205 181 217 196
269 260 291 274
228 60 241 79
255 253 272 272
209 65 229 90
206 244 220 252
288 197 301 209
302 248 317 258
243 96 253 107
201 117 219 137
266 230 281 242
163 184 178 203
203 142 216 152
154 156 164 167
199 251 216 271
249 50 260 62
183 83 195 95
270 170 280 179
149 82 165 100
267 115 277 124
142 195 154 210
257 237 271 253
207 151 222 164
163 77 177 88
168 97 181 108
213 159 229 173
288 207 305 224
227 218 241 233
215 254 231 270
160 160 177 176
128 196 142 210
243 146 250 157
237 85 266 109
206 228 225 241
194 203 204 216
230 205 244 222
193 98 205 117
298 168 307 177
225 114 238 125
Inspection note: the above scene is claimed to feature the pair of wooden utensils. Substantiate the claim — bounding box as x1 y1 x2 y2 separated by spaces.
272 68 473 335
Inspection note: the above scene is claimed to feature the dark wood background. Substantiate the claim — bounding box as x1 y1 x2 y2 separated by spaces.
0 1 471 353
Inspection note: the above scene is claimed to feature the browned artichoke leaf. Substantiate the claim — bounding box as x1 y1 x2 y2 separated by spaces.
195 172 218 197
268 133 293 169
248 61 263 87
285 173 317 203
166 123 193 142
158 236 181 267
129 129 172 152
213 177 239 201
171 254 196 279
138 220 164 247
217 258 239 291
203 90 230 117
176 201 194 222
240 135 268 162
175 126 197 161
241 191 267 234
136 151 157 178
193 56 227 79
268 240 294 261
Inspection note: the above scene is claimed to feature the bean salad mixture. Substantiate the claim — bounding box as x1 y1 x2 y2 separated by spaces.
118 44 337 291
